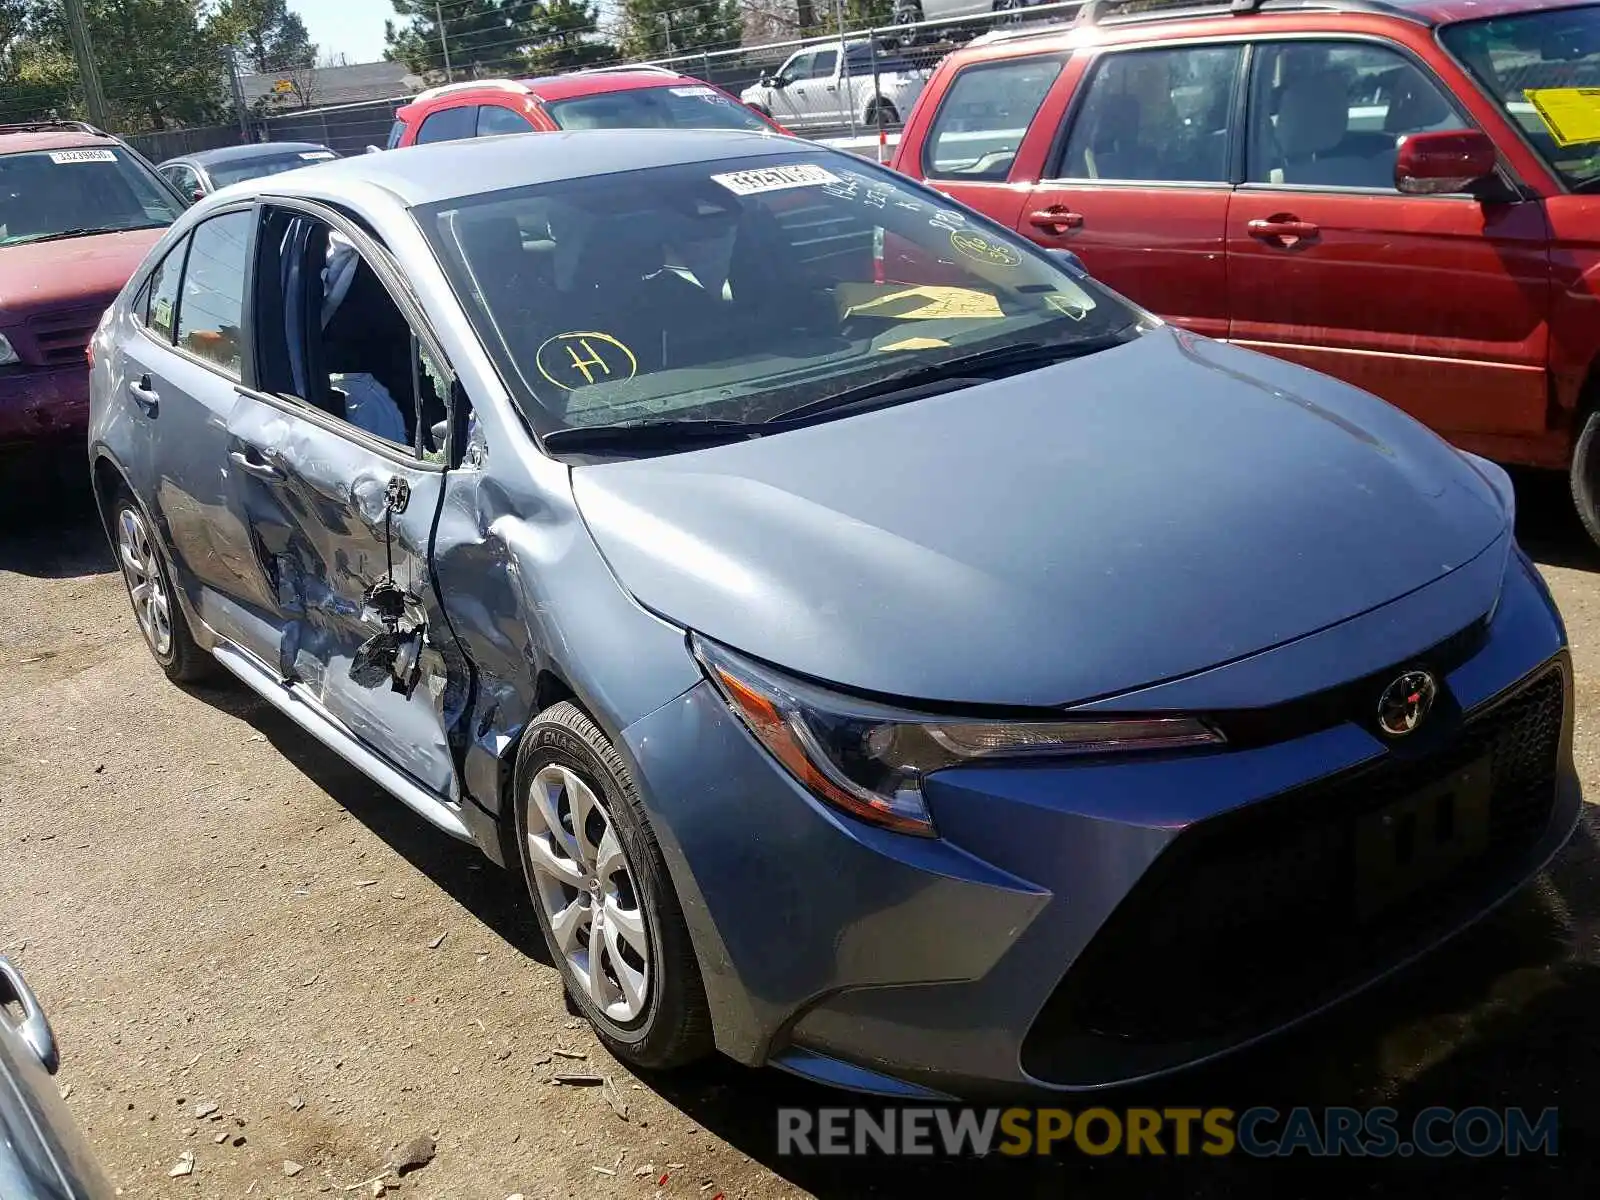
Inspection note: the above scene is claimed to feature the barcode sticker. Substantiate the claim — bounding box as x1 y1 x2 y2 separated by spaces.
670 86 716 97
299 150 336 160
710 163 841 196
48 148 117 164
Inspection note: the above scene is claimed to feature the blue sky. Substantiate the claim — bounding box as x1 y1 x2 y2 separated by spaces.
288 0 395 65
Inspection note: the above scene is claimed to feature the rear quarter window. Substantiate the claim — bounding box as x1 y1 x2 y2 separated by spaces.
922 55 1066 181
417 105 479 145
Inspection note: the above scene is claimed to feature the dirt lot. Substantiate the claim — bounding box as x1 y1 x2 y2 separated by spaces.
4 463 1600 1199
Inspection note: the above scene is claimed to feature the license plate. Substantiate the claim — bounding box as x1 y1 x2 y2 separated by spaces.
1354 757 1492 919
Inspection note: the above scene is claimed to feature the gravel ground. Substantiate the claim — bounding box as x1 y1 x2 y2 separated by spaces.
4 461 1600 1198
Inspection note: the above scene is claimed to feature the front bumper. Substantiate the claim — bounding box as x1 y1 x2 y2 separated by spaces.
619 545 1577 1098
0 364 90 445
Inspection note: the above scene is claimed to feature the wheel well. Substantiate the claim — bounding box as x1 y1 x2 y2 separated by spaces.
1577 360 1600 435
91 454 127 533
495 669 581 829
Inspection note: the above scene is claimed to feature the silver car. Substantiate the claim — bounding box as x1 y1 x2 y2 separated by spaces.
88 129 1577 1098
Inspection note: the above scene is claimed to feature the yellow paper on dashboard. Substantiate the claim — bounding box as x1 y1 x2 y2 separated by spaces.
836 283 1004 322
1525 88 1600 147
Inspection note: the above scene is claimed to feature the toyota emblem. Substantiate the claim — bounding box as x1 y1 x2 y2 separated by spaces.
1377 670 1437 737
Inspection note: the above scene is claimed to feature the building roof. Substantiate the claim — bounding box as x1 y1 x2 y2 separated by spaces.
241 60 421 110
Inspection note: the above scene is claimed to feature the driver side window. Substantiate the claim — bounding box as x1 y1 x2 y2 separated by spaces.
253 207 454 459
782 52 814 83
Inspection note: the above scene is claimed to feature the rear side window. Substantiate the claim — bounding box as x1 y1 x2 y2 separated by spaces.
386 119 406 149
1058 45 1242 183
417 105 478 145
175 211 252 377
477 104 536 136
144 241 186 342
923 55 1064 181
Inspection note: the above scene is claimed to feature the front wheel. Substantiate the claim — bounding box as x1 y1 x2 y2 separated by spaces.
1571 409 1600 552
513 702 713 1070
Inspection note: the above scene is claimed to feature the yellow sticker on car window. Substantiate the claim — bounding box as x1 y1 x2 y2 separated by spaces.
836 283 1004 321
879 336 951 352
949 229 1022 269
535 331 637 391
1524 88 1600 147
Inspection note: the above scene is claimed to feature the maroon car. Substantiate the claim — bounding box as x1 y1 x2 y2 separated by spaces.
0 122 184 452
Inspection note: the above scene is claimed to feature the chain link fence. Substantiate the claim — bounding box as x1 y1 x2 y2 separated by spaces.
116 2 1084 162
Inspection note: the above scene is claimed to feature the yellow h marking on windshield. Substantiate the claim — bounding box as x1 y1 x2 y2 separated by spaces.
566 338 611 385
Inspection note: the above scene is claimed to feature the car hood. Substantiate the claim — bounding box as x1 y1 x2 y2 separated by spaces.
0 228 163 325
572 328 1510 708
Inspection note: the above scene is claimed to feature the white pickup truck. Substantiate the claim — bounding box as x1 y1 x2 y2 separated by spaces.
741 40 929 131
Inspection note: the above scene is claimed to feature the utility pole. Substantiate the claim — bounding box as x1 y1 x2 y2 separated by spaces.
434 0 454 81
63 0 110 129
227 48 252 143
660 10 673 55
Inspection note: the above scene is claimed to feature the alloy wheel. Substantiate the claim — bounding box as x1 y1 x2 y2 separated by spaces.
117 505 172 660
525 763 652 1024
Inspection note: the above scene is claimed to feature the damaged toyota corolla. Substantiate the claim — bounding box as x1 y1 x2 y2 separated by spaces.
88 130 1579 1099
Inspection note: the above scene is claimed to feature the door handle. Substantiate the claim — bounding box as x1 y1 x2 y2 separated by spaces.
825 84 838 91
127 374 159 414
1247 216 1320 243
1028 207 1084 234
0 957 60 1075
229 449 282 481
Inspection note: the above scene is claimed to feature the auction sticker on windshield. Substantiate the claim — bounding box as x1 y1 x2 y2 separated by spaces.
711 164 841 195
48 149 118 164
1525 88 1600 147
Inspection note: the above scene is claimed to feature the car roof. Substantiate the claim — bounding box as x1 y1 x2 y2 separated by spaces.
0 127 121 156
969 0 1568 44
243 127 809 209
172 141 331 168
520 69 698 101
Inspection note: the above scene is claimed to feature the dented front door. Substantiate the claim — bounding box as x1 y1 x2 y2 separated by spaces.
223 396 464 799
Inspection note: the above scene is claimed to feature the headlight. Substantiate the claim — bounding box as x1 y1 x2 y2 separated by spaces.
0 333 17 366
692 635 1224 838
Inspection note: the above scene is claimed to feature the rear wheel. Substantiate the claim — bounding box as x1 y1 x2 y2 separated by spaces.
865 99 900 127
1570 409 1600 551
111 490 212 683
513 702 713 1070
892 1 924 44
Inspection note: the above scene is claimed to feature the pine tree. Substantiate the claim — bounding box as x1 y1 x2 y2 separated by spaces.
620 0 743 58
385 0 614 79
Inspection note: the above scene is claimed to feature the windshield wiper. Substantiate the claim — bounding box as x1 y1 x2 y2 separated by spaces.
5 224 155 245
541 417 763 454
766 331 1138 424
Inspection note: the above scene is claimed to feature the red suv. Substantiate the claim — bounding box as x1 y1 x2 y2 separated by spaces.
0 121 184 452
894 0 1600 543
386 66 785 146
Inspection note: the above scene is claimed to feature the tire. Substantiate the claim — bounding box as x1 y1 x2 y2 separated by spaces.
748 103 771 118
110 488 213 684
513 701 713 1070
1572 408 1600 552
893 2 924 44
865 100 899 128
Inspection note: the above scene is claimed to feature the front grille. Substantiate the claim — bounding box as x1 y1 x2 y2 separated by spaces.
28 308 100 366
1021 664 1566 1075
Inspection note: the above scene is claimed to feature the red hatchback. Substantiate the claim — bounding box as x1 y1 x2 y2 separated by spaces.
0 122 183 451
386 66 785 147
893 0 1600 544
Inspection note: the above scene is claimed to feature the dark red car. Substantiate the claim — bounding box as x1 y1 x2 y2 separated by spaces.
0 122 184 452
892 0 1600 544
386 66 786 147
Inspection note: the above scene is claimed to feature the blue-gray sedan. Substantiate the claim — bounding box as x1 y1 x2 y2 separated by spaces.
87 129 1579 1099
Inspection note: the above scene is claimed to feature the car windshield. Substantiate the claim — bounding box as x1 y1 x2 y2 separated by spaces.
418 152 1138 439
544 84 772 132
0 146 182 246
207 149 337 188
1442 4 1600 190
